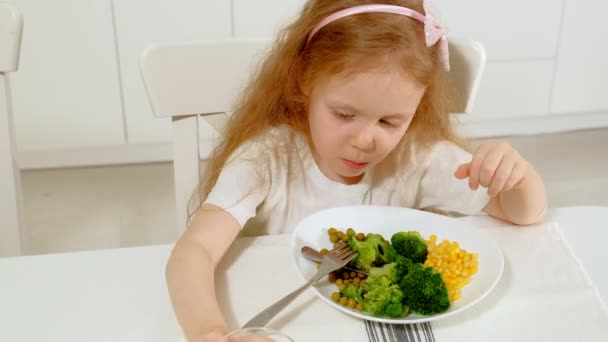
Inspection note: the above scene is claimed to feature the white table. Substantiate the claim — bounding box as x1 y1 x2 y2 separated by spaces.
1 207 607 342
549 207 608 307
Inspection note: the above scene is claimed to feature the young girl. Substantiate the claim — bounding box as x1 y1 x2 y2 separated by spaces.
166 0 547 341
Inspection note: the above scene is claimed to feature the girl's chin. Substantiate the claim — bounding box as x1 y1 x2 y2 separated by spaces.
336 170 366 184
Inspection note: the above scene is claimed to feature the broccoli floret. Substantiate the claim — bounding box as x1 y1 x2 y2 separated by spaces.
395 255 414 277
364 233 385 246
369 263 399 283
368 255 412 284
377 243 398 265
348 233 412 271
348 235 376 271
391 231 428 263
361 275 408 318
365 233 395 265
399 263 450 315
386 302 409 318
340 284 364 304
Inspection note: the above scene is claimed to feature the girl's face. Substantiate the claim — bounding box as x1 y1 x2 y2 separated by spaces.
307 69 426 184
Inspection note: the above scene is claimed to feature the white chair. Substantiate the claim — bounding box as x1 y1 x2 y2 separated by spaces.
0 2 24 257
139 37 486 236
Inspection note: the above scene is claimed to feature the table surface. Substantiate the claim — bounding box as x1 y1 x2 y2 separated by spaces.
1 206 607 342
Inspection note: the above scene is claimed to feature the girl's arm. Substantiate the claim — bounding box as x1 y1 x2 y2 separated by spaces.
455 142 547 225
166 204 242 341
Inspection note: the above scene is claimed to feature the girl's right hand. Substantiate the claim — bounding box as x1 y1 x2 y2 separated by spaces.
202 331 274 342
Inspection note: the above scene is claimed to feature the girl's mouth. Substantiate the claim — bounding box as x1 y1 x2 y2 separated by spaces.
342 159 368 170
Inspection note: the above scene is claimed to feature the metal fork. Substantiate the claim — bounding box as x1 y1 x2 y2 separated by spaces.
241 244 358 328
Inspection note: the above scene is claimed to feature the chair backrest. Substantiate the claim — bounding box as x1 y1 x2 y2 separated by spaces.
139 37 486 234
447 38 486 114
0 2 25 257
0 3 22 73
140 39 272 117
140 38 485 118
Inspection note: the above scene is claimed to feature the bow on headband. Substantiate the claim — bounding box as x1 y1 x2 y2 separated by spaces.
306 0 450 71
423 0 450 71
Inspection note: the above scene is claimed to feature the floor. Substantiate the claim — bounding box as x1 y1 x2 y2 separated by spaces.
21 128 608 255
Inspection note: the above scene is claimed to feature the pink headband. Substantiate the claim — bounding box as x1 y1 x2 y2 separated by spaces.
306 0 450 71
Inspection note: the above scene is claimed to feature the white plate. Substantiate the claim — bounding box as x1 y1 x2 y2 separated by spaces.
290 205 504 323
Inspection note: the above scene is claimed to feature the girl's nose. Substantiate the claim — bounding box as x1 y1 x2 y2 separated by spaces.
351 126 375 151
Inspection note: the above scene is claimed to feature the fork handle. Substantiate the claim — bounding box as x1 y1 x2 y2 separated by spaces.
241 276 319 328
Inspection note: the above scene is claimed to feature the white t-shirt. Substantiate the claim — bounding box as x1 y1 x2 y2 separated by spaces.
204 126 490 236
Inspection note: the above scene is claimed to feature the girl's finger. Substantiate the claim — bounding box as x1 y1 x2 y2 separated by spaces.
468 144 491 190
478 146 505 189
454 162 471 179
503 159 528 191
207 332 227 342
487 155 516 197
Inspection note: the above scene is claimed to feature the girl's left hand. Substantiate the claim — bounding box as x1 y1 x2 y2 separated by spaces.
454 142 529 197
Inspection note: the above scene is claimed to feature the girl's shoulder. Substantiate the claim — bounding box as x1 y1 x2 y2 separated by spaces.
242 124 298 145
386 139 471 179
226 124 303 163
428 140 471 160
411 140 473 180
411 139 472 166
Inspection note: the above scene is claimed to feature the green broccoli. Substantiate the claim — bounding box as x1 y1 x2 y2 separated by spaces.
386 302 409 318
365 233 395 265
391 231 428 263
395 254 414 279
348 235 377 271
340 284 364 304
377 243 398 265
399 263 450 315
369 263 399 283
368 255 413 283
361 275 408 318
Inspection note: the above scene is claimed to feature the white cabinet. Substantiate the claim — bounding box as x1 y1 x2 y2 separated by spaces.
551 0 608 113
112 0 232 144
10 0 124 151
472 60 554 118
435 0 564 119
436 0 563 60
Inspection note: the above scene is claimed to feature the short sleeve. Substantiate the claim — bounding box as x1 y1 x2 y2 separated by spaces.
417 141 490 216
203 141 270 227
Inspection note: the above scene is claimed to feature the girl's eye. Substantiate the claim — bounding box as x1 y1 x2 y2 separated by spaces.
335 112 354 120
380 119 397 127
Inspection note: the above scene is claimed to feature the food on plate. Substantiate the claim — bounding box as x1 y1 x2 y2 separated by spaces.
321 227 478 318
